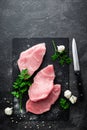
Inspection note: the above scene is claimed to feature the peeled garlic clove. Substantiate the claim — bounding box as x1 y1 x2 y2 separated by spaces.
57 45 65 53
4 107 13 115
69 95 77 104
64 90 72 99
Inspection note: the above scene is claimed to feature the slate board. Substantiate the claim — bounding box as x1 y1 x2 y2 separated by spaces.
12 38 70 121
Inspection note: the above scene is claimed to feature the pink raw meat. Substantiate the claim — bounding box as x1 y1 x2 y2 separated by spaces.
29 65 55 102
17 43 46 76
26 84 61 114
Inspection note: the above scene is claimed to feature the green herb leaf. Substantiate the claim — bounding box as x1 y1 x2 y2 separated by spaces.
11 69 32 110
11 91 20 98
20 87 28 94
18 69 31 80
65 58 72 64
51 52 59 61
59 98 70 110
59 59 65 65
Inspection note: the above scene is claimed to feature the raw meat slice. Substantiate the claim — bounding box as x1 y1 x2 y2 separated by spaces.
17 43 46 76
29 65 55 102
26 84 61 114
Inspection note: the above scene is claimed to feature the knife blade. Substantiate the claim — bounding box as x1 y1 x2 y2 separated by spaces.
72 38 84 100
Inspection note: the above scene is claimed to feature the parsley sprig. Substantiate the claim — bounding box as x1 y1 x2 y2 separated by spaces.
59 98 70 110
51 40 72 65
11 69 32 111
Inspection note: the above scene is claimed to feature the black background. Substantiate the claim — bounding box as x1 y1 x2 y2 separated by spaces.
0 0 87 130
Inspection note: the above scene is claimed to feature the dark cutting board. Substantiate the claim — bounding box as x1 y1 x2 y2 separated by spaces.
12 38 70 121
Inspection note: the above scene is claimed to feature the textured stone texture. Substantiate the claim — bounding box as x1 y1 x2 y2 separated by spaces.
0 0 87 130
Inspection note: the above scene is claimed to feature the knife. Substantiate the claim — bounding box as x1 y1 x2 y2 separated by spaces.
72 38 84 100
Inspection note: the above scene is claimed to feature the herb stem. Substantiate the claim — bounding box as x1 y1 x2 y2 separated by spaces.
52 40 57 52
19 94 22 111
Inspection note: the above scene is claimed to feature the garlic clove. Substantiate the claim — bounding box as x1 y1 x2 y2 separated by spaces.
64 90 72 99
4 107 13 115
57 45 65 53
69 95 77 104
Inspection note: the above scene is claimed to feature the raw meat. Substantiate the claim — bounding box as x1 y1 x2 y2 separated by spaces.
29 65 55 101
26 84 61 114
17 43 46 76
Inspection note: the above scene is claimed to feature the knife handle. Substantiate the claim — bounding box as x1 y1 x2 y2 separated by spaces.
75 71 84 100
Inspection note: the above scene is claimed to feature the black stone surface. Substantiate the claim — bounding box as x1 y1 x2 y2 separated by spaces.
0 0 87 130
12 38 69 121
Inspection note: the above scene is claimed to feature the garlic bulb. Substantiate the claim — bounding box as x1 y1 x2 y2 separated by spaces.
64 90 72 99
57 45 65 53
4 107 13 115
69 95 77 104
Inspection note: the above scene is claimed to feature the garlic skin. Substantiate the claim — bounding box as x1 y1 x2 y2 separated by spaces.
64 90 72 99
4 107 13 115
57 45 65 53
69 95 77 104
